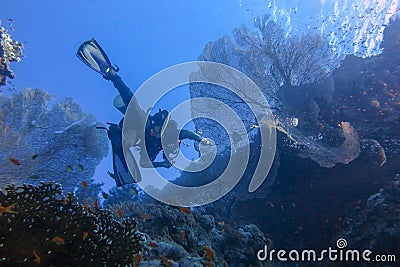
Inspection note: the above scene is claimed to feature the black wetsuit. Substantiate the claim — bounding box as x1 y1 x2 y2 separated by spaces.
104 68 204 173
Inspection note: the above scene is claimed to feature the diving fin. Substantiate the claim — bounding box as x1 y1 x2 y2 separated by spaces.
107 122 141 186
76 38 115 76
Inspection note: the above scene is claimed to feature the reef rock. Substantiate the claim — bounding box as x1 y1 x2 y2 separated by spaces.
106 200 272 267
336 175 400 256
0 89 108 191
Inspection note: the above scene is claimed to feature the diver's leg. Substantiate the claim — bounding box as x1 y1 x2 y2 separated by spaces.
104 68 147 130
104 68 133 108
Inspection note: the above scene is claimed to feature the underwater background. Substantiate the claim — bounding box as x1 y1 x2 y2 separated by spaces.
1 0 400 266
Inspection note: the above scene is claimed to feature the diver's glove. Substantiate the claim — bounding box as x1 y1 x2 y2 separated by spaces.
200 137 214 146
153 159 173 169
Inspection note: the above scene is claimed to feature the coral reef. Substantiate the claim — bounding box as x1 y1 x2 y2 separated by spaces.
188 13 360 195
189 15 400 202
0 21 22 86
106 199 272 267
0 89 108 191
336 175 400 256
0 182 142 266
194 17 400 256
74 177 104 206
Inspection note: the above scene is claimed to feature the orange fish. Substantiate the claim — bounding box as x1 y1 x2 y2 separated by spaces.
203 245 215 261
83 204 89 211
0 203 18 216
217 221 225 226
94 199 99 209
67 192 75 202
52 236 65 245
81 181 88 188
82 231 89 240
179 207 192 214
148 241 158 248
162 256 173 267
133 252 142 267
117 209 123 217
371 99 380 108
8 158 20 165
179 229 186 240
33 250 40 263
62 197 67 205
141 214 151 220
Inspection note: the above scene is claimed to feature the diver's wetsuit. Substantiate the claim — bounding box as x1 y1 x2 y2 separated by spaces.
103 67 205 170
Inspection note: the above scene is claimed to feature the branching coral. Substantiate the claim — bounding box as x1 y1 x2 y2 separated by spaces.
0 182 142 266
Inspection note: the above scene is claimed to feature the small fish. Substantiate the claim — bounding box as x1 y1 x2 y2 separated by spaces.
117 209 123 217
203 245 215 261
179 207 192 214
66 166 73 172
141 214 151 220
217 221 225 226
77 164 84 172
7 18 14 22
81 181 88 188
52 236 65 245
8 158 20 165
133 252 142 267
162 256 173 267
29 175 40 180
0 203 18 216
33 250 40 263
101 191 109 199
147 241 158 248
62 197 67 205
130 187 138 195
31 154 38 160
179 229 186 240
82 231 89 240
371 99 380 108
94 199 99 209
83 204 89 211
67 192 75 202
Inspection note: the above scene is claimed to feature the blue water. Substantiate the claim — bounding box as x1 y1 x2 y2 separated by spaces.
3 0 398 190
1 1 400 265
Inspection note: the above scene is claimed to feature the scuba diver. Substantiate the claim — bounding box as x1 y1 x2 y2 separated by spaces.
76 39 213 187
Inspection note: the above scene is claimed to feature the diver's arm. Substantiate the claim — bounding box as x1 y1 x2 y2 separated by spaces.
179 129 202 142
179 129 213 145
139 155 172 168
